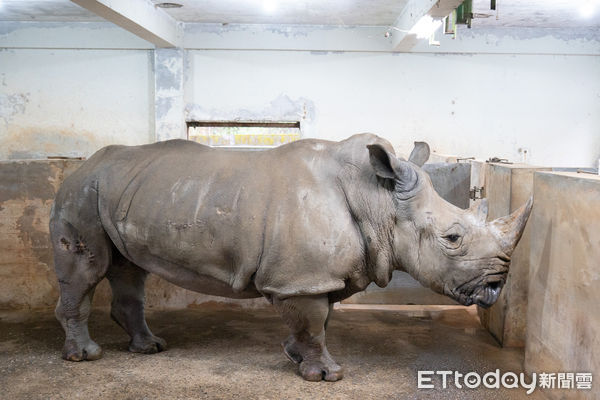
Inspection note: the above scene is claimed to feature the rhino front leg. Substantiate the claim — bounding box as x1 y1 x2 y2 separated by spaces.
107 254 166 354
274 295 343 382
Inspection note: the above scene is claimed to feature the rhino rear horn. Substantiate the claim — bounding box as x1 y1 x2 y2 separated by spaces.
490 196 534 255
408 141 430 167
469 198 488 225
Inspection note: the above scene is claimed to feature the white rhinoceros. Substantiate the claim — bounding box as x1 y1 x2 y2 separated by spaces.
50 133 532 381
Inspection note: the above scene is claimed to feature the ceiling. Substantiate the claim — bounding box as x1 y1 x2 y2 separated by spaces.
0 0 102 21
154 0 409 26
471 0 600 28
0 0 599 28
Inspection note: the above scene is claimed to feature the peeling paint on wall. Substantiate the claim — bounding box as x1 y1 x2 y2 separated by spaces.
0 93 29 123
155 48 186 141
185 23 314 38
461 26 600 42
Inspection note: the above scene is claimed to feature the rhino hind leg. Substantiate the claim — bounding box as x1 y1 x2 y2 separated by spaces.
107 253 166 354
52 221 111 362
274 295 343 382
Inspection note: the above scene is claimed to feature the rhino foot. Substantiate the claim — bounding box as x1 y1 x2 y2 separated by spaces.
282 335 344 381
128 335 167 354
274 295 344 382
62 339 103 361
299 359 344 382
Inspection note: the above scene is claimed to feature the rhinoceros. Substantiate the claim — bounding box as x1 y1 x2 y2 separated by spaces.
50 133 532 381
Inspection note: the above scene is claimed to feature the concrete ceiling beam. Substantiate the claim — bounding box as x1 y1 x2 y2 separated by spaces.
392 0 464 52
70 0 183 48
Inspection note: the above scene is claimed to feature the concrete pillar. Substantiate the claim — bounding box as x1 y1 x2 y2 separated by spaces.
525 171 600 399
478 163 551 347
154 48 186 142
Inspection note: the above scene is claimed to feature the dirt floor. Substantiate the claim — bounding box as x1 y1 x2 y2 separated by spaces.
0 303 544 399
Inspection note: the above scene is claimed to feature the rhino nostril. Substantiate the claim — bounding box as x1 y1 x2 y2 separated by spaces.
497 254 511 263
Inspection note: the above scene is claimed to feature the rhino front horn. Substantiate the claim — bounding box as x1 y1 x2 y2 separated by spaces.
490 196 534 255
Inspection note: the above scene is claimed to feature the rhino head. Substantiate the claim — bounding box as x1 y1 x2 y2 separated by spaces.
367 143 533 308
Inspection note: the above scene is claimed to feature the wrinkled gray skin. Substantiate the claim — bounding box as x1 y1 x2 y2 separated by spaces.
50 133 532 381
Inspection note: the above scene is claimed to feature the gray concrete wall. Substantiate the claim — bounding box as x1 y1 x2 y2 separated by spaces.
342 271 459 305
0 160 267 310
478 163 551 347
422 163 471 210
525 171 600 400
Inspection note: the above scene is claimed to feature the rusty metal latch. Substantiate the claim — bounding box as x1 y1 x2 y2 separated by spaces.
470 186 485 200
486 157 512 164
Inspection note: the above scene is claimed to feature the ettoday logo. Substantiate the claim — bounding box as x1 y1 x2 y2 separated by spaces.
417 370 593 395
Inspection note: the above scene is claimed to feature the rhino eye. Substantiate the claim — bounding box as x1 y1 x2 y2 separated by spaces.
444 234 461 243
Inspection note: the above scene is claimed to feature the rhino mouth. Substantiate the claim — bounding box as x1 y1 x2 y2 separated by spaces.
473 277 505 309
450 271 507 308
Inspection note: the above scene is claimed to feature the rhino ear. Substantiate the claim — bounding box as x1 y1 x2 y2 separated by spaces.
408 141 430 167
367 144 398 180
367 144 419 195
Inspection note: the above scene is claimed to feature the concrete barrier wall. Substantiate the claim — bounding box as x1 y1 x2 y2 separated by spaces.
0 160 267 310
2 159 472 309
525 172 600 400
477 163 551 347
0 160 83 309
342 270 459 305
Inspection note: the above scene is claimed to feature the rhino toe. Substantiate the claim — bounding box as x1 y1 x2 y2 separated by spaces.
62 339 103 361
299 359 344 382
128 335 167 354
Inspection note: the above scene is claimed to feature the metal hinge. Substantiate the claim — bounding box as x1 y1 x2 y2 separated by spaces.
470 186 485 200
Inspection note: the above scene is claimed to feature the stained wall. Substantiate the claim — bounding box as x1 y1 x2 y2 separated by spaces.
0 47 155 160
1 22 599 311
0 160 267 310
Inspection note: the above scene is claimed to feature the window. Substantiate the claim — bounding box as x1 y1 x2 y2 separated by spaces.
187 121 301 149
